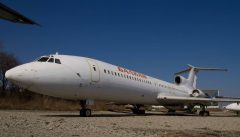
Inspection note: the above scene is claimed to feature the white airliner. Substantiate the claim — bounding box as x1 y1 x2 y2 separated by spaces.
225 103 240 116
5 54 240 117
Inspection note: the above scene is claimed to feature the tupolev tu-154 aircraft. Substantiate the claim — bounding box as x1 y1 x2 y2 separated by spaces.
5 54 240 117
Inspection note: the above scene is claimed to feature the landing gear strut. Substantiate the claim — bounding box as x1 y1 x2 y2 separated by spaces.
199 105 210 116
131 104 145 114
80 100 92 117
187 105 197 114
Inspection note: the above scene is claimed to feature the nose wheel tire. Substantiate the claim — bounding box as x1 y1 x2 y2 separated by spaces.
80 109 92 117
79 100 92 117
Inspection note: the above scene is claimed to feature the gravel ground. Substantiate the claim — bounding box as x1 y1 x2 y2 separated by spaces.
0 110 240 137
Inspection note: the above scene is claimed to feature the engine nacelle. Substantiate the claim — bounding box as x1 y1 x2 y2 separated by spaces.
175 75 188 85
191 89 206 97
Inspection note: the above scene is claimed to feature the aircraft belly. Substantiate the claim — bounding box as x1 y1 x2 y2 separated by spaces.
80 78 159 104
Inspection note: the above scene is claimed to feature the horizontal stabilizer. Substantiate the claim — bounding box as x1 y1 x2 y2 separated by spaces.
175 64 227 75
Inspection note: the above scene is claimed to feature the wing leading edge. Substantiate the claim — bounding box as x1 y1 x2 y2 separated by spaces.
0 2 39 25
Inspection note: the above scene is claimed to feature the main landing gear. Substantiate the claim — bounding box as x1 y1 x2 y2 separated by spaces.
168 109 176 113
199 105 210 116
131 104 145 115
80 100 92 117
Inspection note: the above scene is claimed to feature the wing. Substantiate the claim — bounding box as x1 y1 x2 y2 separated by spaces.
0 2 39 25
157 95 240 106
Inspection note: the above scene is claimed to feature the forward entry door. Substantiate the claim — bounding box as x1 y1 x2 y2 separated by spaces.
87 59 100 82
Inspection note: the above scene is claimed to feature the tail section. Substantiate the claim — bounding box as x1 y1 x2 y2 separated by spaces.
175 64 227 88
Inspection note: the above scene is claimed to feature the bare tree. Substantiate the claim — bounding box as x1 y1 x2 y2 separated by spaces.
0 47 19 91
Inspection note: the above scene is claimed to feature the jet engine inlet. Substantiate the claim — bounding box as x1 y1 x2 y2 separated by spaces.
175 75 188 85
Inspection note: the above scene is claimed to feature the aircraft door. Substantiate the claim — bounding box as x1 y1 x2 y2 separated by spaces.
87 59 100 82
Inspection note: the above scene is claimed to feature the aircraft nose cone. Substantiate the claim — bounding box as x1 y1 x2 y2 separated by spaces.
5 67 22 81
5 69 17 81
5 64 35 89
5 70 11 79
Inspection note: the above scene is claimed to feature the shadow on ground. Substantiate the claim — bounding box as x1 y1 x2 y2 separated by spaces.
40 111 237 118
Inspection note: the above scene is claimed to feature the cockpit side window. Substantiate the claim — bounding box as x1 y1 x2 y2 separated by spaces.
38 57 49 62
48 58 54 63
55 59 61 64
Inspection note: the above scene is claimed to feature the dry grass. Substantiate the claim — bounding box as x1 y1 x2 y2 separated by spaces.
0 90 121 111
0 92 78 111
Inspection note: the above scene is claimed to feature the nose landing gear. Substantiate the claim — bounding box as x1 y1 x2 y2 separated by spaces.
199 105 210 116
80 100 92 117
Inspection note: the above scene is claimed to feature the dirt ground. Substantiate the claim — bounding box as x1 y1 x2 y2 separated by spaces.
0 110 240 137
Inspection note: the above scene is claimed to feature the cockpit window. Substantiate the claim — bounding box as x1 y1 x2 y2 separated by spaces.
37 55 61 64
55 59 61 64
38 57 49 62
48 58 54 63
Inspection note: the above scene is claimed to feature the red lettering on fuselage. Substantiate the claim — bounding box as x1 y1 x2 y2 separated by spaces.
117 67 147 79
118 67 124 72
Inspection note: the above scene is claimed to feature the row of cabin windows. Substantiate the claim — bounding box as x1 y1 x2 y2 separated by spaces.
102 68 185 93
103 69 152 85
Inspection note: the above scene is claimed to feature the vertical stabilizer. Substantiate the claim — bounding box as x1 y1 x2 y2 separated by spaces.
175 65 227 88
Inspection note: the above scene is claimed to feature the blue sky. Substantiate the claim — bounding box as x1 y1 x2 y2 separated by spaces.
0 0 240 96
